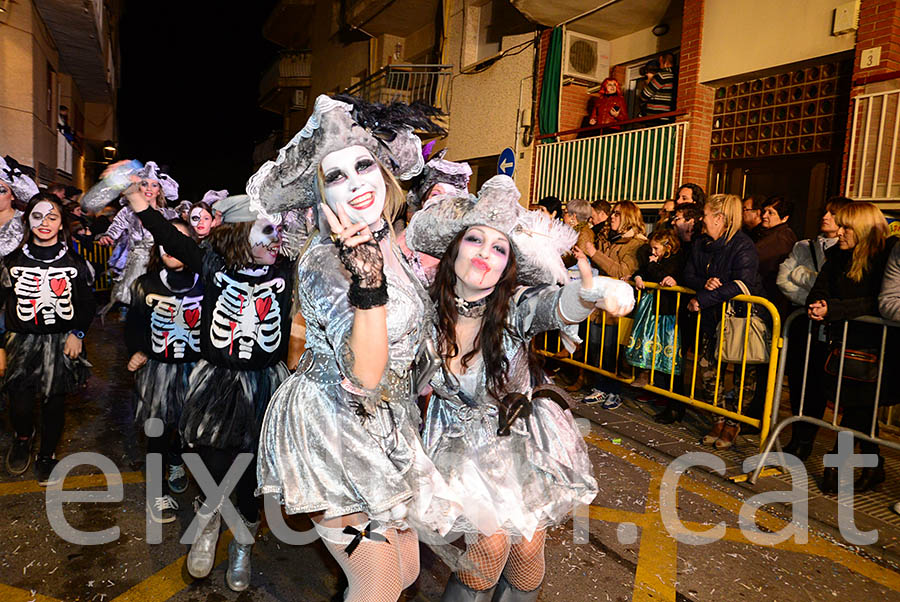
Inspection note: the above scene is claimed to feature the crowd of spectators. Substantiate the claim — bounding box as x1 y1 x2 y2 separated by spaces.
540 182 900 503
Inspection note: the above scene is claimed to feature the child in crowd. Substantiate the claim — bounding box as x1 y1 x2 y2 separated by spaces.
627 227 685 387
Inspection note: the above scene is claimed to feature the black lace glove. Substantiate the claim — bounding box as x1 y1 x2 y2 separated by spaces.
337 238 389 309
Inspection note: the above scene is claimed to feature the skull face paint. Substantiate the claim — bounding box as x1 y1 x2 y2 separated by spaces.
29 201 62 245
320 145 386 226
190 206 213 237
249 218 281 265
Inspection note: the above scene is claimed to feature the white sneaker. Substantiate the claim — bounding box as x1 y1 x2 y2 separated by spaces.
584 389 607 404
148 494 179 523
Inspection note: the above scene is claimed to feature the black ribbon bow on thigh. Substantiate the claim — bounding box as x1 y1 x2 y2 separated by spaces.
342 521 387 556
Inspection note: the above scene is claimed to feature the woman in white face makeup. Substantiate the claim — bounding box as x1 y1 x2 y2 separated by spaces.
251 95 456 602
96 161 180 317
405 175 634 602
1 193 95 484
0 156 40 257
114 173 294 591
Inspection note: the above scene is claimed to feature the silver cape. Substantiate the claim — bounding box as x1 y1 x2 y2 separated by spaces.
104 206 178 306
422 284 599 541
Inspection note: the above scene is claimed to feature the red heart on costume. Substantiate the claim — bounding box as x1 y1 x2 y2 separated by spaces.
183 308 200 328
50 278 67 297
255 297 272 321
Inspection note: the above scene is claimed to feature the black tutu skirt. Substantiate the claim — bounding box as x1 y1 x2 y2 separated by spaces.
179 359 289 452
134 359 196 429
3 332 91 398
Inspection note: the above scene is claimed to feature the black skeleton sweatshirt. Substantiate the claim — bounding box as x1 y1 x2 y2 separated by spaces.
0 241 96 338
135 208 293 371
126 268 204 363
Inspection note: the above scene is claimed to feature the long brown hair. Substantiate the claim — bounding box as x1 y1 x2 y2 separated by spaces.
836 202 887 282
19 193 72 250
206 221 256 269
430 229 519 399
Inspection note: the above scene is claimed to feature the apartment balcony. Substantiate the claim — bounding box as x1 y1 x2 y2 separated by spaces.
33 0 118 102
532 117 688 204
343 64 452 114
259 51 312 114
846 88 900 206
344 0 439 37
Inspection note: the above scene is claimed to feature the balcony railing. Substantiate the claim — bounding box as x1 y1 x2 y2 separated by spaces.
259 51 312 109
343 64 452 113
846 89 900 202
532 119 688 204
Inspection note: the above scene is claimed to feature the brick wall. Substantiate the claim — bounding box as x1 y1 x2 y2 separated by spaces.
676 0 714 192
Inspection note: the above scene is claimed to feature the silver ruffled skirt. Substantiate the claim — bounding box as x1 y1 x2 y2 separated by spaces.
109 239 151 306
422 391 598 541
257 352 462 531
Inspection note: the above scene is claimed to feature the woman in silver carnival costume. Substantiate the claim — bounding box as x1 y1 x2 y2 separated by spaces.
95 161 179 315
404 175 635 601
0 156 39 256
250 94 460 602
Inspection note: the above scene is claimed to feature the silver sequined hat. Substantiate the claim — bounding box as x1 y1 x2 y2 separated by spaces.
136 161 179 201
406 149 472 208
0 156 39 203
406 175 577 286
247 94 441 217
200 189 229 206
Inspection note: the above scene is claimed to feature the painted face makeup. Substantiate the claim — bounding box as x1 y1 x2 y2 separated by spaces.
320 145 387 226
29 201 62 243
190 207 213 237
249 218 281 265
453 225 510 298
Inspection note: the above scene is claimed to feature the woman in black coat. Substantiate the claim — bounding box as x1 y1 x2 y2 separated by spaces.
807 201 895 494
683 194 762 450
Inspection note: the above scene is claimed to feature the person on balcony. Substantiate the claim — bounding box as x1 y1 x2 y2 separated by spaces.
639 52 676 117
683 194 762 450
776 196 851 461
588 77 628 128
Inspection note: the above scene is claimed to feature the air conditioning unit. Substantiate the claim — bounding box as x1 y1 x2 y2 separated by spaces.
291 89 307 111
563 31 610 84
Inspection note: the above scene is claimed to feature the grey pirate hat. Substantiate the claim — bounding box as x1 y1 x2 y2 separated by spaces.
406 175 577 286
247 94 444 217
0 156 39 202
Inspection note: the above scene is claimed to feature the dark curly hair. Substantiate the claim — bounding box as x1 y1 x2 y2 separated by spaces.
206 221 257 269
430 229 519 399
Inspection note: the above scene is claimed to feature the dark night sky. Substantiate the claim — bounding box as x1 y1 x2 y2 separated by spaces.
118 1 282 201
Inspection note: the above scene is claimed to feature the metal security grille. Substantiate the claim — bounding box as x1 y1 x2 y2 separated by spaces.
846 89 900 201
532 121 687 203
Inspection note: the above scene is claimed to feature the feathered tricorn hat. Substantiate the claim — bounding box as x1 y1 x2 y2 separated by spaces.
247 94 444 217
406 148 472 208
0 156 39 202
406 175 577 286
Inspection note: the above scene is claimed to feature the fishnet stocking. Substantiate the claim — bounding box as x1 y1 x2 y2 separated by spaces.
503 530 546 592
458 532 511 591
320 534 405 602
386 527 420 590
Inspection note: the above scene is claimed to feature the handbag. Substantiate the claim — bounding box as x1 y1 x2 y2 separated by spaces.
625 292 682 374
823 347 879 383
717 280 771 365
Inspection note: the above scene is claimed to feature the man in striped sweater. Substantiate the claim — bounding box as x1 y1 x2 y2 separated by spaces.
639 52 676 116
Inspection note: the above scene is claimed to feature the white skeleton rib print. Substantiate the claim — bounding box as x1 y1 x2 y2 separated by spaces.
210 272 285 359
145 293 203 359
10 266 78 326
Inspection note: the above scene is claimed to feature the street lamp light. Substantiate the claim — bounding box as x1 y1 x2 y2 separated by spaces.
102 140 117 162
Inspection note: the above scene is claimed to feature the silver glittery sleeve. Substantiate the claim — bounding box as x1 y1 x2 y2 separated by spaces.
102 206 133 241
509 284 580 345
0 213 25 257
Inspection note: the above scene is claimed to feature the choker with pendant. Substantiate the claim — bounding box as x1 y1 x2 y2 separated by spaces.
372 221 390 241
455 295 488 318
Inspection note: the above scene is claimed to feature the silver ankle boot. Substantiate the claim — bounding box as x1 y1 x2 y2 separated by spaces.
226 513 260 592
186 499 221 579
441 573 496 601
492 575 541 601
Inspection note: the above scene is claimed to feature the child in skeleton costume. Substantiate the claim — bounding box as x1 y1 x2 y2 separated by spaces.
405 175 635 601
0 156 39 257
97 161 180 315
250 94 459 602
125 220 203 523
2 194 95 483
120 180 291 591
188 189 227 240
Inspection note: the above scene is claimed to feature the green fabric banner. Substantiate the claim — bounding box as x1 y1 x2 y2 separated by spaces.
538 27 562 142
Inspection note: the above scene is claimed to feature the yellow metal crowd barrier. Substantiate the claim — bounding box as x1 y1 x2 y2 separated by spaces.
72 239 113 292
534 281 782 450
